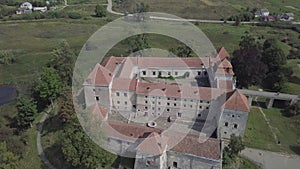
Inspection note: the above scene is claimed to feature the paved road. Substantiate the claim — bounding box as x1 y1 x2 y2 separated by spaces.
242 148 300 169
37 109 56 169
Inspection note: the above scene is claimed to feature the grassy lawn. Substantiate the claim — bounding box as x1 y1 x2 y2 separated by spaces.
282 59 300 94
224 155 262 169
112 0 300 21
244 107 300 155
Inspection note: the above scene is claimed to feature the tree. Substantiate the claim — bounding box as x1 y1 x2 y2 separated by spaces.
262 38 291 91
61 118 117 169
35 67 62 108
95 4 106 17
127 34 150 55
49 40 75 86
0 50 16 65
58 88 74 123
134 2 149 13
232 34 268 88
16 96 37 129
0 142 21 169
283 102 300 117
222 134 245 166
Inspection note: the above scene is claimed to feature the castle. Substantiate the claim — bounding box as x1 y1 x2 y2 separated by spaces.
83 47 250 169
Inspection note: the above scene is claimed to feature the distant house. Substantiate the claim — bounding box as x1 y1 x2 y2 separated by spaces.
254 9 270 17
33 6 47 12
280 13 294 21
16 2 33 14
261 15 276 22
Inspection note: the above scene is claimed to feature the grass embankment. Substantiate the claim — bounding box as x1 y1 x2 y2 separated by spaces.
112 0 300 21
244 107 300 155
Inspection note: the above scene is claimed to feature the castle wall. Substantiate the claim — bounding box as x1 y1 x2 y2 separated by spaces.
166 151 221 169
218 109 249 139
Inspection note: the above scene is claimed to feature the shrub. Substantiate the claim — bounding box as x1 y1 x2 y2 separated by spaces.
68 12 82 19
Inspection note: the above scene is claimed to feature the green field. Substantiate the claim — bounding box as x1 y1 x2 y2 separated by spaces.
244 107 300 155
113 0 300 20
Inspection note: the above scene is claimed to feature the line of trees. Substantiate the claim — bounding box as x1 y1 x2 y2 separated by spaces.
232 33 293 91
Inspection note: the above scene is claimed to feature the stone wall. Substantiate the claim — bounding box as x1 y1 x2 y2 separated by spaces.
218 109 249 139
166 151 221 169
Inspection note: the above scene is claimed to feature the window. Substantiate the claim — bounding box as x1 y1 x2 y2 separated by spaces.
153 71 156 75
198 114 201 117
167 108 170 112
174 103 177 106
224 131 227 134
158 102 161 105
234 124 238 128
198 71 201 75
200 100 203 103
133 105 136 109
184 104 186 107
146 160 151 166
95 96 99 101
152 107 155 110
117 101 120 104
158 107 161 111
167 102 170 106
124 93 127 97
168 72 171 75
93 88 96 92
142 71 146 75
175 72 178 75
116 92 120 96
145 95 148 98
190 105 193 108
145 106 148 110
232 114 235 118
124 101 127 105
173 161 178 168
225 122 228 127
206 106 209 109
178 112 182 117
199 106 202 109
167 97 170 100
145 100 148 104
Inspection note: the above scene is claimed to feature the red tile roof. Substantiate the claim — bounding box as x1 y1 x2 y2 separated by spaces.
171 134 221 160
136 132 168 155
85 63 113 86
88 104 108 120
224 90 250 112
136 82 225 100
215 67 234 75
218 47 230 60
106 121 163 141
102 56 125 72
104 121 220 160
218 58 232 68
112 78 137 91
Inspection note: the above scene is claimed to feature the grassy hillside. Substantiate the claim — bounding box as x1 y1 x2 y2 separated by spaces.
113 0 300 20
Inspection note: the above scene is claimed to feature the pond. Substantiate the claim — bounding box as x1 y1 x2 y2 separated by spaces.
0 85 17 106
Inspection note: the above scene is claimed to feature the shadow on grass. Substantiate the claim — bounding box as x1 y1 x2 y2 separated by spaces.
288 76 300 85
44 142 75 169
289 145 300 155
40 114 64 136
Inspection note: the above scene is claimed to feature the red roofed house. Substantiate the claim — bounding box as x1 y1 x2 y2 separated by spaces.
83 47 250 169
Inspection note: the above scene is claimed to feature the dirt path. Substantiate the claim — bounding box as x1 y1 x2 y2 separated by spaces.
37 109 56 169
